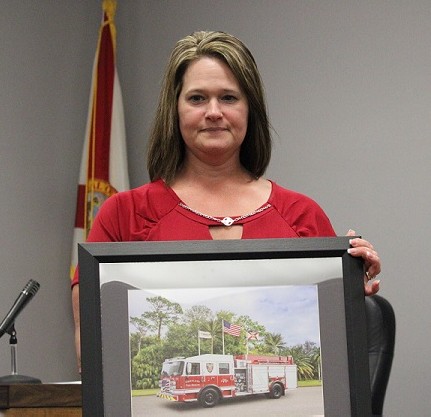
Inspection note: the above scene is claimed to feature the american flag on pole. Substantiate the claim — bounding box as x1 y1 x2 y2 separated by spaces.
223 320 241 337
70 0 129 280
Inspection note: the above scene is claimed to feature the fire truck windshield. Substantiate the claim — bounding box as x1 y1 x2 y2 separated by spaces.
161 360 184 376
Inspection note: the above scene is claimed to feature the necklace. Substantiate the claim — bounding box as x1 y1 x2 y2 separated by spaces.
178 202 272 226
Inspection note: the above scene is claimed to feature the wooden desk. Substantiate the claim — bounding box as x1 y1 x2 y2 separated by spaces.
0 384 82 417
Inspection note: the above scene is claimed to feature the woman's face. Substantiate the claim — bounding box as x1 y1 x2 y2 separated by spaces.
177 57 249 164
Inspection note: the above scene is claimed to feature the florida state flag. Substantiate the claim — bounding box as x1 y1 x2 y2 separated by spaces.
70 0 129 280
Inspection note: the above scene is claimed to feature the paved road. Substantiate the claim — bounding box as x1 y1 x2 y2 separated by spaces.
132 386 324 417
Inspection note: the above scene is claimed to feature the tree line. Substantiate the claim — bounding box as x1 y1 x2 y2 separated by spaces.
130 295 321 390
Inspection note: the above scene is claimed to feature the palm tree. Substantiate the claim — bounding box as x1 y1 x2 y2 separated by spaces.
201 318 220 353
264 333 285 355
285 345 315 380
309 347 321 380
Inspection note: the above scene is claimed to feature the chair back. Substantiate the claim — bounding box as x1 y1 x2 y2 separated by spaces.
365 294 396 417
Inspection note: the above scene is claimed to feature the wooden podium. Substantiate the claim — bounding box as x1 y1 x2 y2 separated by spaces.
0 384 82 416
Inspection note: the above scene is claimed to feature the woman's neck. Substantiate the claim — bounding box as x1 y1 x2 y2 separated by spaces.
173 153 253 187
172 164 255 194
170 163 270 218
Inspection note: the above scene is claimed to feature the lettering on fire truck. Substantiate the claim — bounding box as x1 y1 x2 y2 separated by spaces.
157 354 297 408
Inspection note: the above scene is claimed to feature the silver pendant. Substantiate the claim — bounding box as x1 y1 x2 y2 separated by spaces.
221 217 234 226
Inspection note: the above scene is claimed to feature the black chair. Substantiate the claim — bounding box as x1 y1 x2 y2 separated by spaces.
365 294 396 417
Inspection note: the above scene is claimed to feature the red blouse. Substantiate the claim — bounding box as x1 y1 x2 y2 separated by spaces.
71 179 335 286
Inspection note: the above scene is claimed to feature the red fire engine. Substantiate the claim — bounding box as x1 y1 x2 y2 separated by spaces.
157 353 297 408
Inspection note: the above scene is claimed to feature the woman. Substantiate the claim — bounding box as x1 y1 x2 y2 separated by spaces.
72 31 380 368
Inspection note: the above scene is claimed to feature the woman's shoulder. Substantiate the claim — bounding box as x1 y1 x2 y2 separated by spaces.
269 180 320 207
111 179 179 212
88 179 180 242
268 180 336 237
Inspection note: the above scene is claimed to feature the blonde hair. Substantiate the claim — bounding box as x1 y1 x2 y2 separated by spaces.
147 31 272 183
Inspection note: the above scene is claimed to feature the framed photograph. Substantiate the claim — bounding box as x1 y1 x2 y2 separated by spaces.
79 237 372 417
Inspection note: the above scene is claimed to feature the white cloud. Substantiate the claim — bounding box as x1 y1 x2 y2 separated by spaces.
128 285 320 346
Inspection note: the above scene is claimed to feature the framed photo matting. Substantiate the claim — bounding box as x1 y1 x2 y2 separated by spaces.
78 237 372 417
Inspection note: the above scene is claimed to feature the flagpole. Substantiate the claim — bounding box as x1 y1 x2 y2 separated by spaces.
246 334 249 358
198 331 201 355
222 319 225 355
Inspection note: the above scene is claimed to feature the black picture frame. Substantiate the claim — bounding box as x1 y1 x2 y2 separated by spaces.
78 237 372 417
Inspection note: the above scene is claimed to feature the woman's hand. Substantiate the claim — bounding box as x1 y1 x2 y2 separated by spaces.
346 229 381 296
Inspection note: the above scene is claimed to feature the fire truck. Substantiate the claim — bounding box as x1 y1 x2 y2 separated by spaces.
157 353 297 408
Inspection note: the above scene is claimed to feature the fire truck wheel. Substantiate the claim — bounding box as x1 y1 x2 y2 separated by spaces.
269 382 283 399
199 387 220 408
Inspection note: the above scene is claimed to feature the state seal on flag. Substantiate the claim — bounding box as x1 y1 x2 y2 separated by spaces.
86 178 117 234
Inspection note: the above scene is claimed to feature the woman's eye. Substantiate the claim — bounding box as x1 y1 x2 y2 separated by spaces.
189 95 205 103
222 95 238 102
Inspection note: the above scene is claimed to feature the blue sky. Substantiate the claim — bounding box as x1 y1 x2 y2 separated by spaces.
128 285 321 347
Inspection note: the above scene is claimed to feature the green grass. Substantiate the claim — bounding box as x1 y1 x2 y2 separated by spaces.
298 380 322 387
132 388 159 397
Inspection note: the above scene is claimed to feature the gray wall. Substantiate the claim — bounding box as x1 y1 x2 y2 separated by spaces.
0 1 100 382
0 1 429 416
